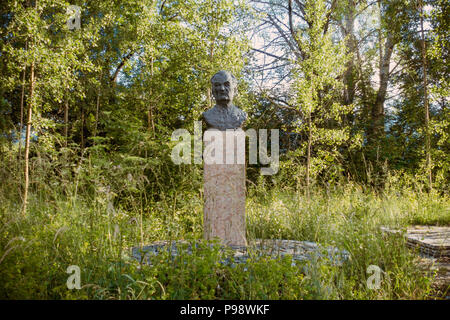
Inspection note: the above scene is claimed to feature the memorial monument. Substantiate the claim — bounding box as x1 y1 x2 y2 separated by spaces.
202 71 247 246
131 71 349 267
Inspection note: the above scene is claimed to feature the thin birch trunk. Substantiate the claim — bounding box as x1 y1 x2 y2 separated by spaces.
22 60 35 215
419 0 432 189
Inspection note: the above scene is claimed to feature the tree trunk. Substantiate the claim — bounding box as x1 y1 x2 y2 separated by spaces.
370 33 395 143
94 91 100 143
147 103 155 134
18 64 26 162
64 97 69 147
367 2 395 144
306 112 312 199
343 0 356 107
420 0 432 189
80 105 85 150
147 58 155 135
22 61 35 215
94 71 103 144
206 42 214 109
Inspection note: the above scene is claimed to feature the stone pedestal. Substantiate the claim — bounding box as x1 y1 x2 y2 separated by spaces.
203 129 246 246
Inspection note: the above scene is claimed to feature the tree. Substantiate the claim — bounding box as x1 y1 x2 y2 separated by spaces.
1 0 96 212
291 0 359 196
418 0 432 189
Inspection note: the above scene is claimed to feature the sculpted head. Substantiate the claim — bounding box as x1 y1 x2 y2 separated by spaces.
211 70 237 108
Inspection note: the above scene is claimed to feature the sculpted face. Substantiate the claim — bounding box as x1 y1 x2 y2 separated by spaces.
211 71 236 107
203 71 246 130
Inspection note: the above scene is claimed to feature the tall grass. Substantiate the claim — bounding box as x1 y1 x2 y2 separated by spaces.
0 176 447 299
247 184 448 299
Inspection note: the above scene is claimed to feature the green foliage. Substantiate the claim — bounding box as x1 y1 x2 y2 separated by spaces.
0 178 446 299
289 0 362 187
0 0 448 301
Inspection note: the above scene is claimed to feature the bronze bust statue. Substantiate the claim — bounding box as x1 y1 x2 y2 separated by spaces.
202 70 247 130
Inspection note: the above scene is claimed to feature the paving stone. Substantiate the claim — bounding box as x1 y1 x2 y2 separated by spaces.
381 225 450 258
130 239 349 267
381 225 450 298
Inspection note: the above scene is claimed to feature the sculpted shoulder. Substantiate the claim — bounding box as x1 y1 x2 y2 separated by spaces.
202 107 215 122
202 105 246 130
232 106 247 123
201 107 217 128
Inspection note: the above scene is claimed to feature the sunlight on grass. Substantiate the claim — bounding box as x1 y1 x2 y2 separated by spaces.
0 183 447 299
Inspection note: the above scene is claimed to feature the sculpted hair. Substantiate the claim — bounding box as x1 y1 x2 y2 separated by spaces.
211 70 237 87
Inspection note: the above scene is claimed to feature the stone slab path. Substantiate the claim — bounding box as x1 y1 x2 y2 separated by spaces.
381 225 449 258
381 225 450 299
